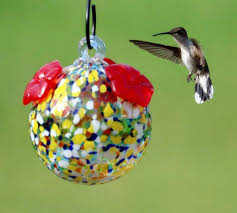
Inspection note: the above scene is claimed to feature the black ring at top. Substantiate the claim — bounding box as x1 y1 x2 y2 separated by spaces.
86 0 96 49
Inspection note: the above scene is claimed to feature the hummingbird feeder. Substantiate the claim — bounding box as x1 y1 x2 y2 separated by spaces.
23 0 154 184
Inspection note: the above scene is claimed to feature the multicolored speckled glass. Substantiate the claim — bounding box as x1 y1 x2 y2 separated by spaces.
26 36 152 184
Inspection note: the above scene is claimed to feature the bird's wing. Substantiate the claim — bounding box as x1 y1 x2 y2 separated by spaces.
130 40 182 65
191 39 209 74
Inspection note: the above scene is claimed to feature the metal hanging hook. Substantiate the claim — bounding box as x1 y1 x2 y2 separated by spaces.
86 0 96 49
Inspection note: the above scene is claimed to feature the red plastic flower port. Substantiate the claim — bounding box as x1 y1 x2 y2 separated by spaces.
105 64 154 107
104 58 116 65
23 61 64 105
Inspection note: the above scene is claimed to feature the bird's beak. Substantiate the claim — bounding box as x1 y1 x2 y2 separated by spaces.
153 32 171 36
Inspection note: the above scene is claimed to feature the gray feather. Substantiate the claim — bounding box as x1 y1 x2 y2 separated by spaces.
130 40 183 65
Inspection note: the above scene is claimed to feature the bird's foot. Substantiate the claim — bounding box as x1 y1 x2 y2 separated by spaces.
187 73 193 83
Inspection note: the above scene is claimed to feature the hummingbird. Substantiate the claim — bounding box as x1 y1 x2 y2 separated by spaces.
130 27 214 104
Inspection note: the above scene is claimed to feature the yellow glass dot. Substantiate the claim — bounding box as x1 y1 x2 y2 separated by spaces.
87 124 94 133
126 149 134 158
68 165 77 171
124 135 137 144
88 73 95 83
40 101 47 111
92 70 99 81
100 84 107 93
41 137 47 145
49 151 54 159
111 135 122 144
109 147 118 154
78 108 86 118
107 120 123 132
103 103 114 118
84 141 95 151
33 119 38 134
100 135 108 143
62 119 72 129
141 114 146 124
76 77 86 87
72 91 80 97
31 111 36 121
49 137 58 152
72 134 86 145
39 126 44 133
52 123 61 136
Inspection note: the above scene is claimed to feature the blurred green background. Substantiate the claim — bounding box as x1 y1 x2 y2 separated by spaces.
0 0 236 212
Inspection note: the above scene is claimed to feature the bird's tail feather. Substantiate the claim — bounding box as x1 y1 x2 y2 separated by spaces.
195 74 214 104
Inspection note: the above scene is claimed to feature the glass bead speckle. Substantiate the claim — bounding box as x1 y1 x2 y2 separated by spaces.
29 59 152 184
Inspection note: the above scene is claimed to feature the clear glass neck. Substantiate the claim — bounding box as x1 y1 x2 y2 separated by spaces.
78 36 106 64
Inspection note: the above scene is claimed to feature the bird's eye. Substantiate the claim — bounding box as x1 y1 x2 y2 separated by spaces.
179 30 186 35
